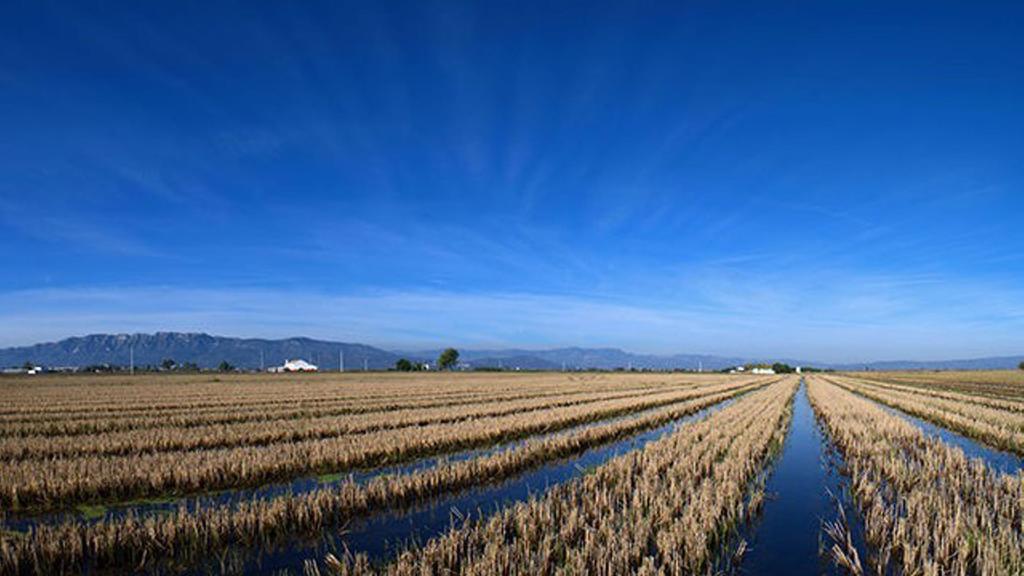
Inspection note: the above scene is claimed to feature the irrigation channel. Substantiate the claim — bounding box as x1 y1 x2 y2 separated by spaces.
177 396 741 575
737 381 866 576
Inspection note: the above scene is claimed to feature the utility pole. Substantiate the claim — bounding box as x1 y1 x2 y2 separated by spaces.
339 349 345 372
698 360 703 373
129 345 134 376
363 358 368 372
260 350 265 372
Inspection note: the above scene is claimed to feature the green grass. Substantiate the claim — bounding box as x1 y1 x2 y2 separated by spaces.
75 503 108 520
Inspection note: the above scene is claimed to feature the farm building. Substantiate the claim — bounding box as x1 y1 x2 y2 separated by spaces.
270 359 318 373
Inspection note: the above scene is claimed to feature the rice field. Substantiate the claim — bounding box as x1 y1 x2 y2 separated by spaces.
2 370 1023 575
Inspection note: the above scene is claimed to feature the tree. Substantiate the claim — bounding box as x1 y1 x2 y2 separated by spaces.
438 348 460 371
1019 361 1024 371
22 361 34 370
217 361 235 373
395 358 414 372
772 362 795 374
161 358 176 371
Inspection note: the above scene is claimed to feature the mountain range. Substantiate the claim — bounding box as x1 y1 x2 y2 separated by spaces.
0 333 398 370
0 332 1021 371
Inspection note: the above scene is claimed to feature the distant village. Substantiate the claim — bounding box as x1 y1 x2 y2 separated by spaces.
3 356 826 375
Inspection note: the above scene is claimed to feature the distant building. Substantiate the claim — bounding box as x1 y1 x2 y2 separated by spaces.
270 359 318 373
751 367 776 375
1 366 42 375
795 366 802 374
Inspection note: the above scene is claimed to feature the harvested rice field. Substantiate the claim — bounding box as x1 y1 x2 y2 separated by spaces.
2 370 1023 575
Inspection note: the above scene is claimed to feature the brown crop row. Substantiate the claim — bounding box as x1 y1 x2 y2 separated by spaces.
0 381 767 575
807 376 1024 575
845 370 1024 401
308 377 798 576
0 377 768 511
0 375 683 424
825 374 1024 456
0 386 677 459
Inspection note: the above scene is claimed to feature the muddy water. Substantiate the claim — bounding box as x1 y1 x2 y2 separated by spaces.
185 397 738 575
739 383 866 576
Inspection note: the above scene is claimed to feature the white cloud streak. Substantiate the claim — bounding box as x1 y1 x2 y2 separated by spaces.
1 280 1022 363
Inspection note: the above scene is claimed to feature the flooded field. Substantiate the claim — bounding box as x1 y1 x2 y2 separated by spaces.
2 370 1023 575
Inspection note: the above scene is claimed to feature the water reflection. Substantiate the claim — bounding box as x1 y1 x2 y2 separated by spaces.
739 383 866 576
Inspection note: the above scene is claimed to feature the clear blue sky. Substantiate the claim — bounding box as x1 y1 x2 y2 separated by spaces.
1 1 1022 362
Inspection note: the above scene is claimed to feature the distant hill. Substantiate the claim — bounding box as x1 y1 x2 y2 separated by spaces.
462 355 562 371
399 347 804 371
0 333 399 370
1 333 1020 372
836 356 1024 371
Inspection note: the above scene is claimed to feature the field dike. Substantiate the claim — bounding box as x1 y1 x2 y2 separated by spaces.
0 382 766 575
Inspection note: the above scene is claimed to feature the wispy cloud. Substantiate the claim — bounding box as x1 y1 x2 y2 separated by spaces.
1 278 1022 363
0 201 163 258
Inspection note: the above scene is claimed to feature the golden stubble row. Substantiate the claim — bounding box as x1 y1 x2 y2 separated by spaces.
0 373 695 431
0 381 769 575
0 387 645 437
0 386 684 460
309 377 799 576
0 372 715 415
807 376 1024 576
839 374 1024 414
0 378 768 511
847 370 1024 401
826 374 1024 456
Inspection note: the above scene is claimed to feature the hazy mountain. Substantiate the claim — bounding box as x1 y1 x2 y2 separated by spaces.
2 333 1020 371
836 356 1024 371
399 347 803 371
399 346 1024 371
0 333 399 370
461 355 561 371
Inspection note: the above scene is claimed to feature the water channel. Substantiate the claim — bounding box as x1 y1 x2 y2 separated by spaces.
738 382 866 575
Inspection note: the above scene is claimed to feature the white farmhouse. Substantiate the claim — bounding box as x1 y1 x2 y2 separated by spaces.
271 359 318 373
751 367 776 375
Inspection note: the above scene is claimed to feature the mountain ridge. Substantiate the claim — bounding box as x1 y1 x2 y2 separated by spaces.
2 332 1021 371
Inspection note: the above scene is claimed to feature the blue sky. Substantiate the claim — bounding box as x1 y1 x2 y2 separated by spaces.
1 1 1022 362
